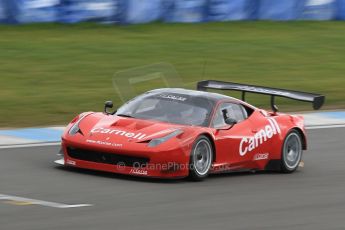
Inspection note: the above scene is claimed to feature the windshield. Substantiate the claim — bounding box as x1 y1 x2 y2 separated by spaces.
116 91 215 127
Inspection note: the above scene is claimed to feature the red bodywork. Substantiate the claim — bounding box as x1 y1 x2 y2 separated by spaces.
60 96 307 179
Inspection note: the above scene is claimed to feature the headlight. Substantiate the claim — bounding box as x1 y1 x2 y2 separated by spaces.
148 129 183 147
68 114 88 136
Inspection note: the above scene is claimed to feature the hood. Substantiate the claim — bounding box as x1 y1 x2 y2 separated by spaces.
77 113 190 144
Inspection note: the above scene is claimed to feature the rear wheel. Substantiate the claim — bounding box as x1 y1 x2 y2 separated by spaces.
189 136 213 181
281 130 303 173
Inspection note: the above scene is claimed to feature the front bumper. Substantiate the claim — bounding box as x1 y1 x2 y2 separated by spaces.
57 141 191 179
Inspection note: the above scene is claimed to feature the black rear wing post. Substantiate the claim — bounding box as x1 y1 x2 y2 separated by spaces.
197 80 325 113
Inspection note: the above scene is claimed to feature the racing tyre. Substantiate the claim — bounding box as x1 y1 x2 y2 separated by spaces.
281 130 303 173
189 136 213 181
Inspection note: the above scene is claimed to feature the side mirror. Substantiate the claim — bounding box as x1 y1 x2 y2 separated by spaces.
224 117 237 126
221 109 237 126
104 101 115 115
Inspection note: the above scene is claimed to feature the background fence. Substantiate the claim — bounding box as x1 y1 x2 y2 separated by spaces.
1 0 345 24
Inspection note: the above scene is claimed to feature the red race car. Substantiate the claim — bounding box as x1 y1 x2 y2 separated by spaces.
55 80 325 180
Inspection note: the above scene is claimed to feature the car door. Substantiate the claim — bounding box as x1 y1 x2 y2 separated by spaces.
212 102 274 170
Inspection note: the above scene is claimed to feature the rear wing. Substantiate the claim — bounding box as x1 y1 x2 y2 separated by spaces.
197 80 325 112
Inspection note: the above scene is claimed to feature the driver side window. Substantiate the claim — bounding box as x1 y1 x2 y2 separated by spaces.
212 102 247 128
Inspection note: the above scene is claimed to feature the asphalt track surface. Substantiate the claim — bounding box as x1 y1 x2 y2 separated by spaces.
1 128 345 230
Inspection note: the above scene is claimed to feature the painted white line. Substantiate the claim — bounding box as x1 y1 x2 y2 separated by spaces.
54 158 65 165
0 135 41 145
50 126 66 131
306 124 345 130
0 142 60 149
0 194 92 209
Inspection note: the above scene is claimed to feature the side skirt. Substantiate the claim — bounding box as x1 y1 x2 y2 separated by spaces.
264 160 281 171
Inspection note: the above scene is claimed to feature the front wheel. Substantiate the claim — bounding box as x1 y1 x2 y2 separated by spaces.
281 130 303 173
189 136 213 181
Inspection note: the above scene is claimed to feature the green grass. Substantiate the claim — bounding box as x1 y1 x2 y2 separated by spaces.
1 22 345 127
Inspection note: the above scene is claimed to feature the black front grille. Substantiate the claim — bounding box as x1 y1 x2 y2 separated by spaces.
67 147 149 167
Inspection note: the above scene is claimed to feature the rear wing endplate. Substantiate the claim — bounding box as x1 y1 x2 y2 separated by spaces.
197 80 325 112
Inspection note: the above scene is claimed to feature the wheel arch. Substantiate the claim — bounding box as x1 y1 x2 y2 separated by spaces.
291 127 307 150
199 133 216 162
266 127 306 172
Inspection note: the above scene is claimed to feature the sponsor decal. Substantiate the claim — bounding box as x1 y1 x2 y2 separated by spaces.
90 128 146 140
66 159 76 166
159 94 187 101
239 118 281 156
253 153 269 161
233 86 291 97
130 168 148 176
86 139 123 147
